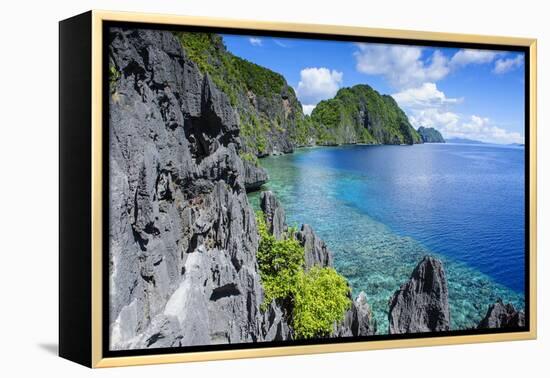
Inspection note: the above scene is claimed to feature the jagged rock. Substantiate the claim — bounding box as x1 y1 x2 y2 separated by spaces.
388 256 450 334
121 314 185 349
296 224 333 269
478 300 526 329
241 160 268 192
261 300 292 341
259 191 287 240
108 27 266 350
335 291 377 337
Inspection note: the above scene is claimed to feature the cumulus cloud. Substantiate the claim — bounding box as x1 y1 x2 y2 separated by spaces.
392 82 461 108
494 54 524 74
409 108 460 130
449 49 500 68
302 104 316 115
354 45 507 90
410 109 523 144
295 67 343 106
354 44 449 89
248 37 262 46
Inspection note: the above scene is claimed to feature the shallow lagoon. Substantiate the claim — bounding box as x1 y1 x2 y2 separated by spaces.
248 144 525 333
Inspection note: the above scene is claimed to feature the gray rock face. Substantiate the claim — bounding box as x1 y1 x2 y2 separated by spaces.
259 191 287 240
388 256 450 334
335 291 377 337
108 27 267 350
296 224 334 269
241 160 268 192
260 300 292 341
478 300 526 329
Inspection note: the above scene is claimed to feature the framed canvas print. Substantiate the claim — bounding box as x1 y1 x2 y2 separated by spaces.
59 10 537 368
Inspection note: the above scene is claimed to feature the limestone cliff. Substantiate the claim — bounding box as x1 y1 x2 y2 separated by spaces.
310 85 423 145
108 27 268 349
417 126 445 143
174 32 306 157
388 256 450 334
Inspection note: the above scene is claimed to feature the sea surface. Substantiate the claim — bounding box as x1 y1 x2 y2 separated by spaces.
248 143 526 333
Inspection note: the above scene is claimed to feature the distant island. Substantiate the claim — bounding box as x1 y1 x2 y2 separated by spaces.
417 126 445 143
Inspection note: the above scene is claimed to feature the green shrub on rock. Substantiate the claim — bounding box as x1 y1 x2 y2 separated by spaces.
255 211 351 339
293 267 351 339
256 212 304 307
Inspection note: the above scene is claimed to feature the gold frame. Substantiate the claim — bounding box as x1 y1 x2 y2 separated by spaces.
90 9 537 368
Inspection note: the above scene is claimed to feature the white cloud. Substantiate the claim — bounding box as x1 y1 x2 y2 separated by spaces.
409 109 523 144
409 108 460 130
455 115 523 144
354 45 506 89
248 37 262 47
354 44 449 89
494 54 524 74
295 67 343 105
351 43 522 143
449 49 499 68
392 82 461 108
302 104 316 115
273 39 289 48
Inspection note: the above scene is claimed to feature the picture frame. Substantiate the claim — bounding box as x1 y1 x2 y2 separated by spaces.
59 10 537 368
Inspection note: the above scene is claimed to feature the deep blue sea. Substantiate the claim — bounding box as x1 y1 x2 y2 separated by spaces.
248 143 526 332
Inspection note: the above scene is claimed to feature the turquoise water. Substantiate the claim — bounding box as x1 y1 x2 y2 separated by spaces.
248 144 525 333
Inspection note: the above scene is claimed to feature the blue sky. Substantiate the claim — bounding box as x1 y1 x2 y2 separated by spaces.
223 34 525 144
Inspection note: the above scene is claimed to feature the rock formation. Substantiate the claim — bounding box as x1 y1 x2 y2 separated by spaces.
108 27 270 350
296 224 334 269
241 160 268 192
310 85 423 145
417 126 445 143
259 191 287 240
174 32 304 157
335 291 377 337
388 256 450 334
478 300 526 329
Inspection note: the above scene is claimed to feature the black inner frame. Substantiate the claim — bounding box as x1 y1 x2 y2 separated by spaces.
102 20 531 358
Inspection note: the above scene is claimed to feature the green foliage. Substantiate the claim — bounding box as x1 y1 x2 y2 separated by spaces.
310 85 422 145
109 65 120 93
255 211 351 339
240 114 271 155
239 151 260 167
174 32 304 155
417 126 445 143
293 267 351 339
232 56 286 98
256 212 304 307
